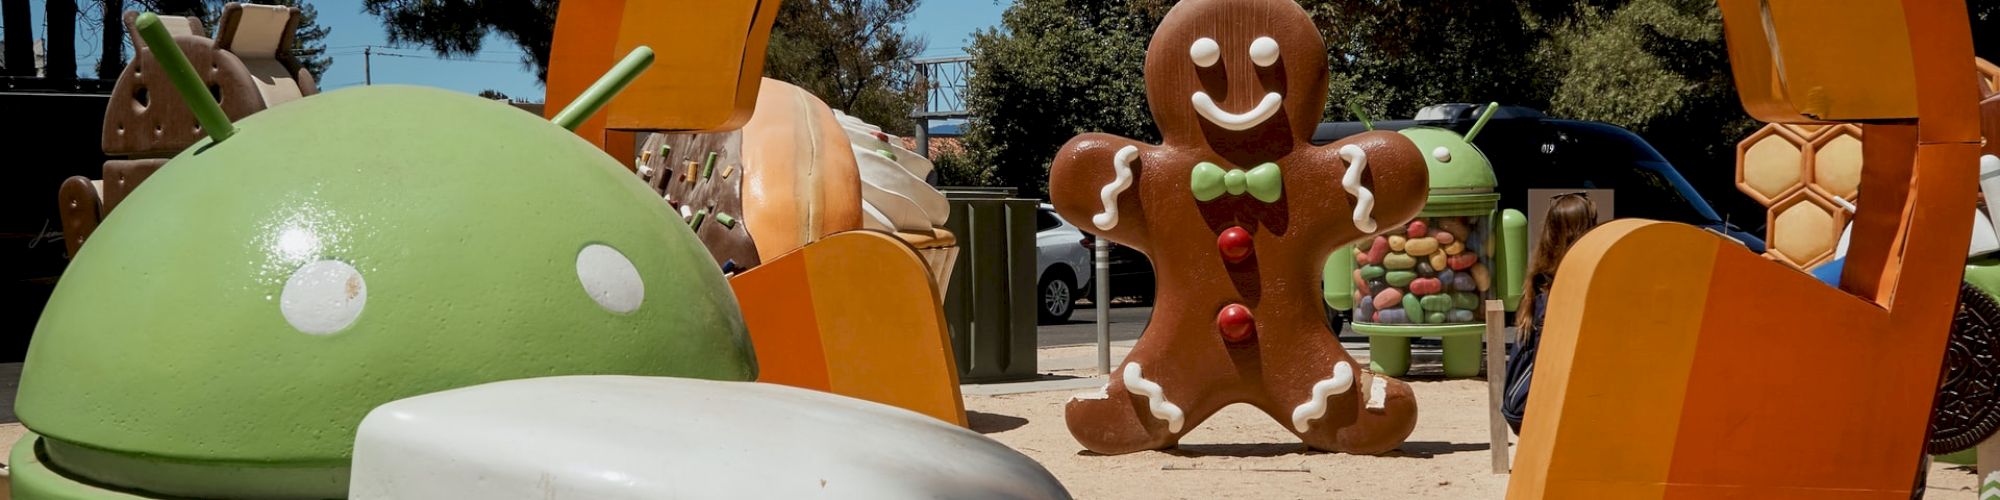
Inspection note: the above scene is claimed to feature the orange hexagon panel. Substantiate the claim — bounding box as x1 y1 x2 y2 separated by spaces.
1765 189 1848 269
1807 124 1864 201
1736 124 1809 205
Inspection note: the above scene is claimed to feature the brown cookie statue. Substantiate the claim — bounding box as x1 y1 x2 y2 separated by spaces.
1049 0 1429 455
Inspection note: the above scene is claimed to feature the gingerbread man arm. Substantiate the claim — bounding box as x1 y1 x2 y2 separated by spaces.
1049 133 1156 251
1313 131 1429 249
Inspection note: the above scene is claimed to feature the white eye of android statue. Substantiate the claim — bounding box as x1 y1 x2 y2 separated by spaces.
281 259 367 335
1190 38 1220 67
1249 37 1280 67
576 243 645 314
1433 146 1453 163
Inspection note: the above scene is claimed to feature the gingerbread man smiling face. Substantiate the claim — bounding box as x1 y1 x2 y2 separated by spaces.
1048 0 1428 455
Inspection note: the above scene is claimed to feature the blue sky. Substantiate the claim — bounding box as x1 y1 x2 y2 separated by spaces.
23 0 1009 101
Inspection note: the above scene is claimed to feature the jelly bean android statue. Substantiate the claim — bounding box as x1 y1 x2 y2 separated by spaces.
1325 103 1529 378
9 15 752 499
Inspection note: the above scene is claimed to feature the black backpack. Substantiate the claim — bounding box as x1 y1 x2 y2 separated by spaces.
1502 290 1547 434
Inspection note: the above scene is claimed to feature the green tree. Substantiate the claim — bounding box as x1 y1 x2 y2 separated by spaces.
959 0 1164 199
764 0 928 134
361 0 557 81
1537 0 1761 224
1305 0 1553 122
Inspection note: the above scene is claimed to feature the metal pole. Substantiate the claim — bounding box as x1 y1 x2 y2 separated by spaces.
1095 238 1112 374
912 65 930 158
363 46 371 85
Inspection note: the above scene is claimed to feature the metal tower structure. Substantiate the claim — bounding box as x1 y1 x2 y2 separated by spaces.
909 55 973 158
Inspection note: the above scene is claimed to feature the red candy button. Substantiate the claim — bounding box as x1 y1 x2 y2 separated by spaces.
1217 226 1252 263
1217 304 1256 343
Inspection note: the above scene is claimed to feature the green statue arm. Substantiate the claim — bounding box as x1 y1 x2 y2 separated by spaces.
1500 208 1528 311
1324 247 1357 310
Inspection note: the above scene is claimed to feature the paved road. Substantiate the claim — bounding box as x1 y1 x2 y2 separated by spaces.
1037 303 1152 347
1038 304 1387 348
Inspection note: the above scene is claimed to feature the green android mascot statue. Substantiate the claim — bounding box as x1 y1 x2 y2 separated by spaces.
10 14 753 499
1324 103 1527 378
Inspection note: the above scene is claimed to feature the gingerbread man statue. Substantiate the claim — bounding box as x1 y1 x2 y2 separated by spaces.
1049 0 1429 455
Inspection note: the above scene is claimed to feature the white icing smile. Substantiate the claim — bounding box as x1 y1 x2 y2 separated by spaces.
1190 91 1283 131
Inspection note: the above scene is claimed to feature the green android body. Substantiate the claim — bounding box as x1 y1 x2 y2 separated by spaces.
1324 104 1527 378
12 85 756 498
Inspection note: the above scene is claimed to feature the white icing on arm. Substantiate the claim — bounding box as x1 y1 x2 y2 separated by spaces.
1122 362 1184 433
1191 92 1283 131
1094 146 1139 230
1339 145 1378 233
1290 361 1354 432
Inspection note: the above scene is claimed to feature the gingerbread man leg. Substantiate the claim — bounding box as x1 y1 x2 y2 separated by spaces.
1064 337 1240 454
1264 354 1419 455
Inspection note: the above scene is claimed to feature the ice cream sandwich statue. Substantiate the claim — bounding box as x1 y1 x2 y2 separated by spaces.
8 1 1064 498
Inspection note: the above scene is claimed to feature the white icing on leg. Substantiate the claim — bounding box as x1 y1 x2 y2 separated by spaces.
1339 145 1377 233
1093 146 1139 230
1190 92 1283 131
1072 383 1111 401
1290 361 1355 433
1122 362 1184 433
1367 374 1388 410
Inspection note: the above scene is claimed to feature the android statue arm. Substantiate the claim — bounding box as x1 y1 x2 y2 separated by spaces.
1325 246 1358 310
1500 207 1528 312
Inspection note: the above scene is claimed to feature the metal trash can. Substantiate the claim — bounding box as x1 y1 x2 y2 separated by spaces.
941 187 1038 382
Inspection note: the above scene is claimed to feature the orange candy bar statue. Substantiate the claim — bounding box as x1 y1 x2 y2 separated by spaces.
1508 1 1985 497
1047 0 1429 455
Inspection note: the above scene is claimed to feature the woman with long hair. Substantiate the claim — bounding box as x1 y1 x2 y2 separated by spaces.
1502 192 1600 433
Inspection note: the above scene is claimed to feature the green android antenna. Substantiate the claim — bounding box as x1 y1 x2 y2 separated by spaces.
552 46 657 131
1464 101 1501 142
1346 101 1375 131
135 12 235 143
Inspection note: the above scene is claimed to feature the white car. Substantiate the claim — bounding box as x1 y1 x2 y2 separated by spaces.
1035 204 1093 323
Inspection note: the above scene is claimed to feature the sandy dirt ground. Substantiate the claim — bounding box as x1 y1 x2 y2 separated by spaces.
967 375 1985 499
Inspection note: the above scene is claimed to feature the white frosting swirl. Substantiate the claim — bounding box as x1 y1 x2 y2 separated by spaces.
833 110 951 234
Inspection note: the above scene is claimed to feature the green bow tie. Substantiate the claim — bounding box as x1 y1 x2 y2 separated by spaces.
1191 161 1283 203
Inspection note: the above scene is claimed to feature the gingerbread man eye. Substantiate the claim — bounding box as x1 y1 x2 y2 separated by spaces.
1190 38 1221 67
1249 37 1280 67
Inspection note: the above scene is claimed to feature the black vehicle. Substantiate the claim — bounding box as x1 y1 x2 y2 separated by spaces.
1098 241 1155 304
1312 104 1765 251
